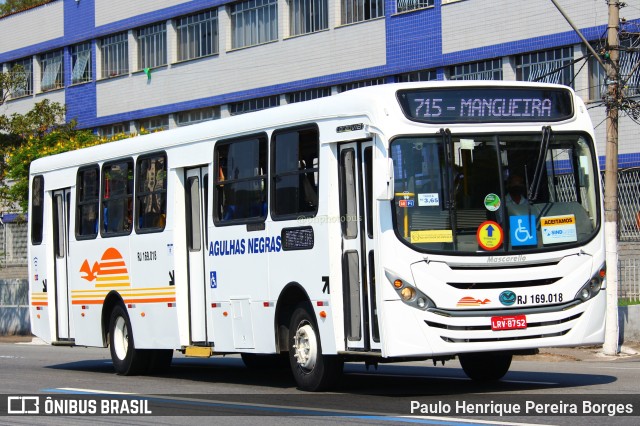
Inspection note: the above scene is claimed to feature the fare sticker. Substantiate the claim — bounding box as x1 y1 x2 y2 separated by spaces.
477 221 503 251
540 214 577 244
411 230 453 243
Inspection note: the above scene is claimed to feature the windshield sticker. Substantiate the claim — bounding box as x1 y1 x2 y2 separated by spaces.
418 193 439 206
484 193 501 211
510 215 538 246
541 214 577 244
477 221 503 251
410 230 453 243
398 199 415 207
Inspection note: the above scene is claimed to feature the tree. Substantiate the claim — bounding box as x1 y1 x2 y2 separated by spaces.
0 64 27 105
0 1 51 17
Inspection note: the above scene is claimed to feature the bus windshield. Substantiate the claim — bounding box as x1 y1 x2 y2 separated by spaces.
390 132 600 254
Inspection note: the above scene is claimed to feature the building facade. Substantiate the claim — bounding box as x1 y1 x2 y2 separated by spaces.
1 0 639 293
0 1 638 158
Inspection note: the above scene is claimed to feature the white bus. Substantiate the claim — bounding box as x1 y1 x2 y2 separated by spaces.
28 82 606 391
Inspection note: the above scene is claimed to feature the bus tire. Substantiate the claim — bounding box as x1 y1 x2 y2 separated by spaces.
288 304 343 391
241 353 289 370
109 305 149 375
148 350 173 373
459 352 512 381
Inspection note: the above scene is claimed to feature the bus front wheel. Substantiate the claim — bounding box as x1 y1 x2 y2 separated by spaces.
288 304 343 391
459 352 512 381
109 305 149 375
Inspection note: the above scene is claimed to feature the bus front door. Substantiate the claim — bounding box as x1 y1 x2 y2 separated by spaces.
52 188 74 342
339 142 380 352
185 167 210 344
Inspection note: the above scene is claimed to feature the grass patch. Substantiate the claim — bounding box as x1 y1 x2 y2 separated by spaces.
619 298 640 307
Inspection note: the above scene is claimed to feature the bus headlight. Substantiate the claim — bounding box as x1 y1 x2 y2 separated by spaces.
400 287 415 301
385 271 435 310
575 264 606 302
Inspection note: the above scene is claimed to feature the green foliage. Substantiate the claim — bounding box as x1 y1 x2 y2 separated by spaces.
0 1 51 17
0 93 159 212
619 298 640 307
3 129 105 211
0 64 28 105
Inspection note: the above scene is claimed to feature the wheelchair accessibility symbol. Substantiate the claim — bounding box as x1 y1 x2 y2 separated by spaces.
510 215 537 246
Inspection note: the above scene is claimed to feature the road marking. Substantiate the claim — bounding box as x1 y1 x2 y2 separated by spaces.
585 366 640 370
502 380 557 385
349 373 557 386
42 388 542 425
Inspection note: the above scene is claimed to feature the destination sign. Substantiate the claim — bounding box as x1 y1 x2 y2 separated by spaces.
397 87 573 123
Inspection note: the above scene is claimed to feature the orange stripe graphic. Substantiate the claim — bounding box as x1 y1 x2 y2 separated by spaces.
31 301 48 306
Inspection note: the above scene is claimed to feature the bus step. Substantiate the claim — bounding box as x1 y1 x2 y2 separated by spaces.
184 346 213 358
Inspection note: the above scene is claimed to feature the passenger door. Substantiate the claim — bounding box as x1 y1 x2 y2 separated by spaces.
185 167 210 344
52 188 74 341
339 142 380 352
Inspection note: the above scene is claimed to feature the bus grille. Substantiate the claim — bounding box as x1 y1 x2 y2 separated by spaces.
425 312 582 343
447 277 561 289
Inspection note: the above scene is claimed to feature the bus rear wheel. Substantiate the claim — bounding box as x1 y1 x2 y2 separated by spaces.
109 305 150 375
459 352 512 381
288 304 343 391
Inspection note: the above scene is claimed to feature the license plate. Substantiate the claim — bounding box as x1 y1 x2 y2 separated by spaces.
491 315 527 331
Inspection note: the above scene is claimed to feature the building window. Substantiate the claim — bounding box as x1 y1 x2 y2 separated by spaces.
138 23 167 70
396 69 437 82
590 37 640 101
516 47 574 87
40 50 63 91
286 87 331 103
397 0 433 13
71 42 92 84
231 0 278 49
341 0 384 25
337 77 385 93
10 58 33 97
101 159 134 236
136 153 167 232
290 0 328 36
214 135 268 223
177 10 219 61
76 166 100 239
98 123 127 138
139 116 169 132
271 126 319 218
229 95 280 115
101 32 129 78
176 107 220 126
450 59 502 80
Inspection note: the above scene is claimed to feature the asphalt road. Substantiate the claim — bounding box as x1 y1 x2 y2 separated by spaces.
0 339 639 426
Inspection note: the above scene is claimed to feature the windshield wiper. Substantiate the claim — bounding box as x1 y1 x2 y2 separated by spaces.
440 128 457 248
528 126 552 202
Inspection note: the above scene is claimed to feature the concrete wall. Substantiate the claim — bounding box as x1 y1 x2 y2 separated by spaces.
0 1 63 54
620 304 640 343
0 278 29 335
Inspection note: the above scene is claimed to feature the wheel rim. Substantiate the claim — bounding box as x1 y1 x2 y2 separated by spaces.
113 316 128 361
292 322 317 371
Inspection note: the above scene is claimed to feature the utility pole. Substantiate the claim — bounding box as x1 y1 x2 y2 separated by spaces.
603 0 621 356
550 0 621 355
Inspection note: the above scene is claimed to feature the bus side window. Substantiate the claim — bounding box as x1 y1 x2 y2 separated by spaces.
135 153 167 232
271 126 319 219
102 159 134 236
31 175 45 245
76 166 99 239
214 135 267 224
